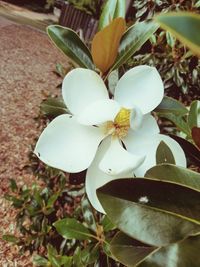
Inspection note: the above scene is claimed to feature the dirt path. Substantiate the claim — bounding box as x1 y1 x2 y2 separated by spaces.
0 16 67 266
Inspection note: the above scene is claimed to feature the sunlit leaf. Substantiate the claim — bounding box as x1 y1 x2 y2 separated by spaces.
54 218 94 241
92 18 126 73
47 25 94 69
188 100 200 129
33 255 49 266
155 96 188 116
155 12 200 56
145 164 200 191
101 215 116 232
109 21 158 73
99 0 125 30
156 141 175 164
47 245 60 267
81 196 96 231
157 113 191 137
40 97 69 117
97 179 200 246
114 0 126 20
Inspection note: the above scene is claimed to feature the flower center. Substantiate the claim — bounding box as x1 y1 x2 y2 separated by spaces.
105 108 131 138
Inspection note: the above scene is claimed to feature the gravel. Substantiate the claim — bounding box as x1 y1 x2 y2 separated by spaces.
0 18 67 266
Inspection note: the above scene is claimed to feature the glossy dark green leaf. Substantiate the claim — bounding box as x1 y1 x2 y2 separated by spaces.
188 100 200 129
140 234 200 267
97 178 200 246
169 134 200 165
156 141 175 164
54 218 94 241
111 232 200 267
110 232 157 267
40 97 68 117
110 21 158 73
145 164 200 191
155 96 188 116
155 12 200 56
157 113 191 137
47 25 94 69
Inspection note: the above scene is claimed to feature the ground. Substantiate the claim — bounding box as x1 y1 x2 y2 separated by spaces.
0 16 67 266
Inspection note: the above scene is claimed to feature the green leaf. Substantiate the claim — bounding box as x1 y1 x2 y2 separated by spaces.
9 178 18 192
101 215 116 232
188 100 200 129
54 218 94 240
166 31 175 47
40 97 68 117
55 63 69 78
46 192 60 208
79 245 99 265
141 234 200 267
34 190 43 207
155 96 188 116
145 164 200 191
97 178 200 246
47 25 94 69
99 0 125 30
60 256 72 267
114 0 126 19
169 134 200 165
3 235 19 244
111 232 200 267
156 141 175 164
154 12 200 56
110 21 158 73
81 196 96 232
47 245 60 267
33 255 49 266
110 232 157 267
157 113 191 137
99 0 116 30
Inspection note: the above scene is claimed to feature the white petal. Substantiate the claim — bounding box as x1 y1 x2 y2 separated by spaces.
159 134 187 167
34 114 105 173
77 99 120 125
114 65 164 114
86 137 134 213
62 68 108 115
99 138 145 175
133 114 160 134
130 106 143 131
123 133 186 177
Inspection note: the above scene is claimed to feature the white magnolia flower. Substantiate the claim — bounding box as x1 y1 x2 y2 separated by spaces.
35 66 186 213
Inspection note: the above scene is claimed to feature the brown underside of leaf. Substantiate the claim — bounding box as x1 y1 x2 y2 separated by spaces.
192 127 200 149
91 17 126 74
